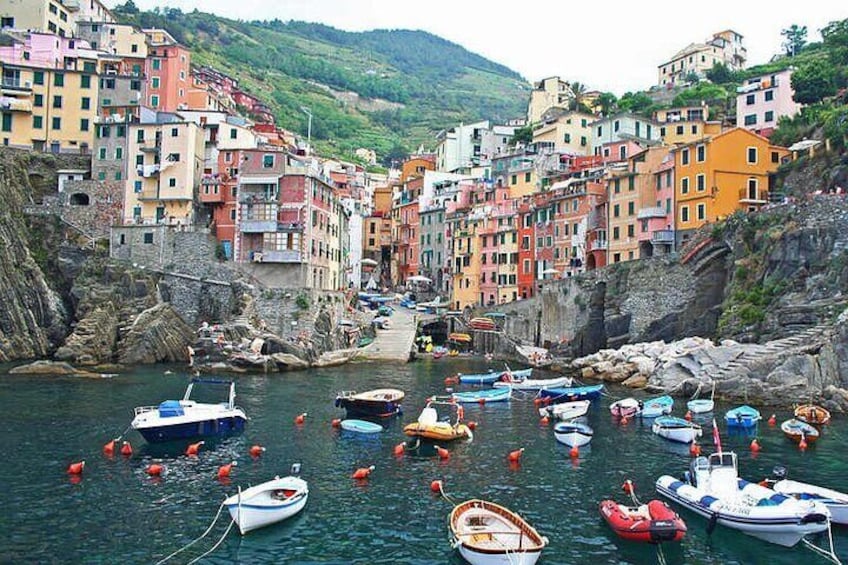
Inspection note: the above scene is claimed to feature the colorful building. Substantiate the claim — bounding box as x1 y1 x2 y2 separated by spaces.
532 110 594 156
658 30 746 87
142 28 189 112
632 146 676 258
590 113 659 156
0 0 114 38
736 68 802 138
654 105 722 145
527 76 575 125
674 128 789 245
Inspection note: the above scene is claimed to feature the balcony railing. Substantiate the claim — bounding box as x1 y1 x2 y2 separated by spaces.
637 206 667 220
651 230 675 244
1 78 31 91
254 249 302 263
136 161 173 177
589 240 608 251
0 96 32 112
738 188 769 204
240 219 278 233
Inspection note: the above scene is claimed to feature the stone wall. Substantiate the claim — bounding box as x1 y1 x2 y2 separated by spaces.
110 225 218 272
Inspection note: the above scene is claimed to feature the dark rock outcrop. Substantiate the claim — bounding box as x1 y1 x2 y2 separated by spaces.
119 303 195 365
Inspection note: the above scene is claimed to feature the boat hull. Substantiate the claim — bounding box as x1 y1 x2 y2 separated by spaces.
780 419 820 443
450 499 546 565
457 545 542 565
794 404 831 426
538 385 604 404
493 376 569 390
610 398 641 418
773 480 848 525
687 399 714 414
725 406 761 428
652 417 702 444
404 422 472 442
553 422 593 447
340 419 383 434
135 414 246 443
599 500 686 543
335 389 404 418
224 477 308 534
640 396 673 418
452 389 511 404
540 400 590 421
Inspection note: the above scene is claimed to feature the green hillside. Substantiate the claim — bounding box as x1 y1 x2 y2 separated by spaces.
113 3 530 164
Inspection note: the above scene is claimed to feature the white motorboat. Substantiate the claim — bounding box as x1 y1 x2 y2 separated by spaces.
656 452 830 547
493 376 572 390
224 465 309 534
652 416 702 444
768 466 848 526
687 382 715 414
539 400 590 421
610 397 641 418
553 421 593 447
449 499 548 565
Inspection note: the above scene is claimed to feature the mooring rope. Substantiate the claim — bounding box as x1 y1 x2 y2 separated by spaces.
186 518 235 565
438 481 458 506
155 501 226 565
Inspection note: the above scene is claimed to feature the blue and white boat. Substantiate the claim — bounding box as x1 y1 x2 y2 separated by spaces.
537 384 605 404
553 421 593 447
224 464 308 534
641 395 673 418
451 387 511 404
131 378 247 443
725 405 761 429
656 452 831 547
494 375 572 390
458 368 532 385
340 419 383 434
652 416 702 444
770 474 848 526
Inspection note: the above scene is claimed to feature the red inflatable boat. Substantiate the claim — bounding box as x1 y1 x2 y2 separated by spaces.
599 499 686 543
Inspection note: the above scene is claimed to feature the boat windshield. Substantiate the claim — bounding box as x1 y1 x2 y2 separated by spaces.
708 452 738 470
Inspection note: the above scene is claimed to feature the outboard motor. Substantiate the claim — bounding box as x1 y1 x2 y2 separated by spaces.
290 463 302 475
772 465 787 480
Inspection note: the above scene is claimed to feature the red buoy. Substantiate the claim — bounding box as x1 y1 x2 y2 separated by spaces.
750 439 761 453
689 442 701 457
146 464 164 477
430 479 443 493
467 421 478 431
478 397 486 406
569 446 579 458
507 448 525 462
684 411 693 422
799 437 808 451
249 445 265 457
331 418 341 428
294 412 307 425
393 442 405 456
67 460 85 475
352 465 375 480
217 461 237 479
436 446 450 460
540 415 550 426
185 441 205 456
620 416 629 425
533 398 543 406
102 439 117 456
120 441 133 457
622 480 634 494
768 414 777 427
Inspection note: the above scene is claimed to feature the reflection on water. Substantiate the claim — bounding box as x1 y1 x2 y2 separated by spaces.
1 359 847 564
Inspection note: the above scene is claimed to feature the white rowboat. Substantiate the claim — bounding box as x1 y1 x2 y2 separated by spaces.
449 499 548 565
224 471 309 534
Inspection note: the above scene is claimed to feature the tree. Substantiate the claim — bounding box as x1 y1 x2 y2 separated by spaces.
511 124 534 146
596 92 618 117
781 24 808 56
791 59 837 104
617 91 655 116
706 62 735 85
567 81 592 113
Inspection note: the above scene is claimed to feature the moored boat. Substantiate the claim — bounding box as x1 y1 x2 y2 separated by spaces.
610 398 642 418
781 418 820 444
494 375 571 390
469 317 497 331
538 384 604 404
767 467 848 525
335 388 404 418
449 499 548 565
340 419 383 434
403 401 473 442
130 378 247 443
640 395 673 418
725 405 761 429
451 387 511 404
553 421 593 447
539 400 591 421
687 382 715 414
599 499 686 543
457 370 501 385
652 416 702 444
656 452 830 547
794 404 831 426
224 466 309 535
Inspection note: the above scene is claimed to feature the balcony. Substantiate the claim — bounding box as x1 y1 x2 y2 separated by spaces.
651 230 675 244
136 190 160 201
240 218 278 233
637 206 667 220
1 77 31 93
139 139 160 153
738 188 769 204
589 240 608 251
254 249 302 263
0 96 31 112
200 186 225 204
136 161 173 177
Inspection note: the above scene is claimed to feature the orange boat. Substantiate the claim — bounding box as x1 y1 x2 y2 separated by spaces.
403 400 472 442
794 404 831 426
469 317 496 331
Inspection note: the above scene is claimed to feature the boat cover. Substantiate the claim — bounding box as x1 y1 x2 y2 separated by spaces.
158 400 184 417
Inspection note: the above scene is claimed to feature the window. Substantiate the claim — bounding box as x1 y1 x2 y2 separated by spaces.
697 203 706 221
34 94 43 107
80 118 89 131
135 154 143 165
79 74 91 89
33 115 43 129
660 126 666 137
580 136 587 146
168 127 178 137
136 129 144 142
627 201 635 216
1 16 14 27
681 206 690 223
1 113 10 132
696 174 705 192
49 3 57 14
51 117 61 129
263 154 274 168
696 144 705 162
81 97 90 110
131 44 138 54
771 151 780 164
613 204 620 218
152 59 161 70
614 179 620 193
628 176 635 191
676 125 684 135
230 128 238 139
167 153 180 162
169 178 176 187
747 147 757 164
97 171 106 180
130 80 141 91
764 90 774 102
564 133 571 143
151 77 160 89
681 177 689 194
143 232 154 244
52 95 62 108
151 95 159 107
115 147 123 160
115 171 122 181
581 118 587 127
764 110 774 123
681 148 689 165
614 120 620 132
33 71 44 85
117 125 125 137
54 73 64 87
613 226 620 240
627 224 635 238
746 93 755 105
524 172 531 183
744 114 757 126
511 174 517 185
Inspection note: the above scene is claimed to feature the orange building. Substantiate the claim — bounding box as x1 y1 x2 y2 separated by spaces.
143 29 190 112
675 128 788 245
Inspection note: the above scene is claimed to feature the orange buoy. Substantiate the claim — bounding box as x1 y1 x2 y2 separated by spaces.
750 439 761 453
689 442 701 456
799 437 808 451
249 445 265 457
217 461 237 479
294 412 307 425
120 441 133 457
467 421 478 431
569 446 579 458
331 418 341 428
67 460 85 475
393 442 405 456
622 480 634 494
436 446 450 460
533 397 543 406
185 441 205 456
456 405 465 421
430 479 443 493
146 464 164 477
684 411 693 422
620 416 629 425
444 376 458 385
352 465 375 480
768 414 777 426
103 439 117 456
478 397 486 406
507 448 525 462
540 415 550 426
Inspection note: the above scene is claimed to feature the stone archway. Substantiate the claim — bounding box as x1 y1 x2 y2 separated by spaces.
69 193 90 206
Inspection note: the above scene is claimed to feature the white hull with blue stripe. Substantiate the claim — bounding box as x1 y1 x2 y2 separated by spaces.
224 474 309 534
773 479 848 525
656 452 830 547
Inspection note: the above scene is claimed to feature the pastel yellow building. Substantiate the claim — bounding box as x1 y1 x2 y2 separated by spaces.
1 0 114 37
123 116 204 225
495 218 519 304
675 128 788 243
606 169 640 264
450 216 481 310
527 76 574 125
532 110 594 156
654 106 723 145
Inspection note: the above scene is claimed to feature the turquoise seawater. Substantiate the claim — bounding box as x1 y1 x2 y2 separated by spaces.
2 359 847 564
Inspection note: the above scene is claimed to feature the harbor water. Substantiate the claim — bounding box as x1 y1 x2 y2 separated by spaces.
3 359 848 564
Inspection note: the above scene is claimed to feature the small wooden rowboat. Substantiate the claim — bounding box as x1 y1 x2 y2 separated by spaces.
469 317 497 331
335 388 404 418
224 467 308 535
610 398 642 418
599 499 686 543
539 400 591 421
781 418 820 444
794 404 831 426
339 419 383 434
452 387 511 404
449 499 548 565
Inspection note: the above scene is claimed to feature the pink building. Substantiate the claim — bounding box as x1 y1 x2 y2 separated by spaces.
636 147 676 257
143 29 190 112
736 68 801 138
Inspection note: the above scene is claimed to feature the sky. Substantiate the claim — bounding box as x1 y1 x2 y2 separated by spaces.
117 0 845 94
